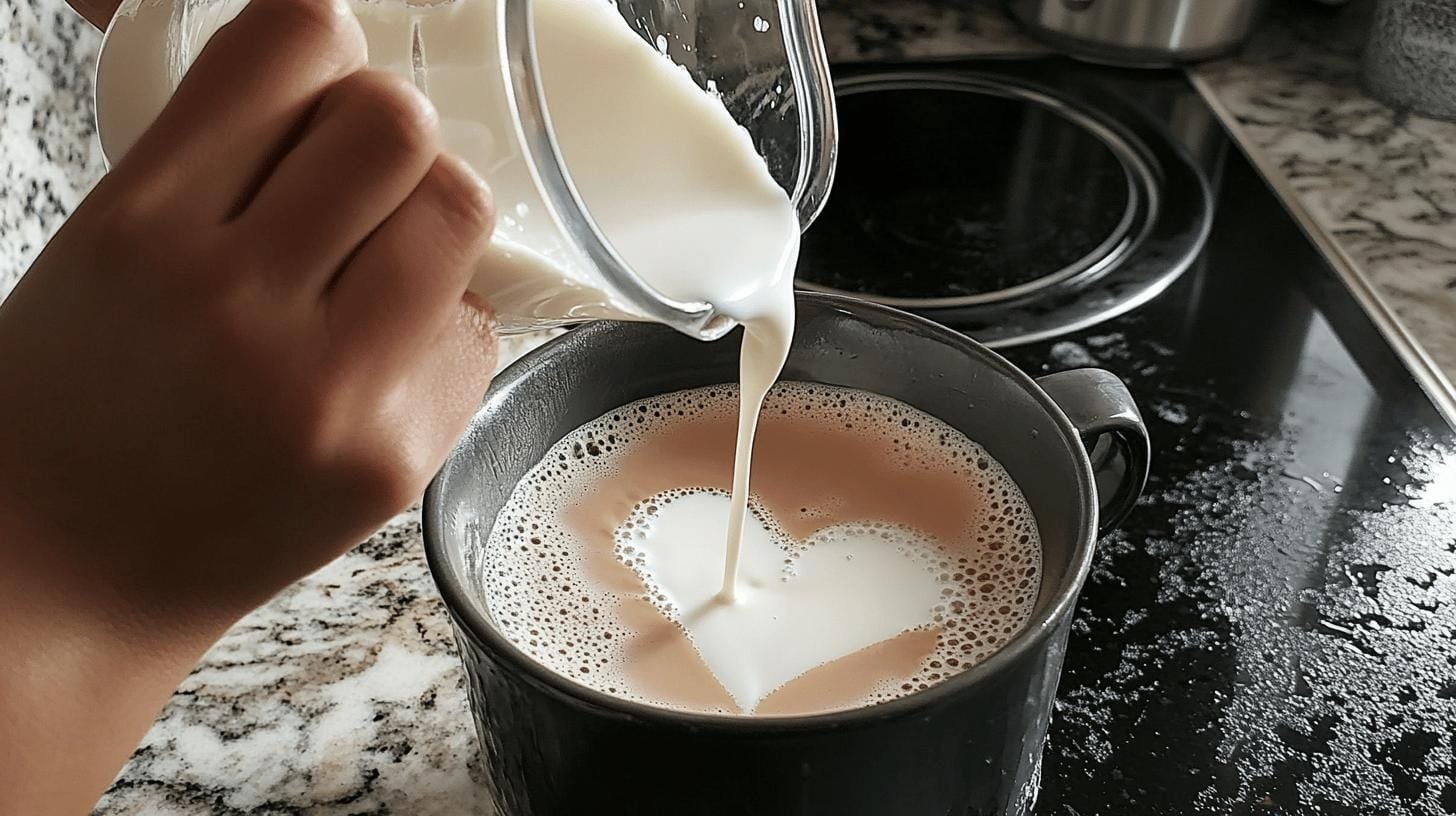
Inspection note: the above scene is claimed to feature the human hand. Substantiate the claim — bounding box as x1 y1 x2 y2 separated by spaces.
0 0 496 809
4 0 497 641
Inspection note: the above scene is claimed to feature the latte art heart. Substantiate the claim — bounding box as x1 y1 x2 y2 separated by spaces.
617 490 944 712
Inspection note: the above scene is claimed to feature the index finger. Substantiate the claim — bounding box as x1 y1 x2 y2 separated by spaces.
106 0 368 221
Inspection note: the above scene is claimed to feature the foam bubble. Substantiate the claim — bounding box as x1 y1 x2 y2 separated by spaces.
478 382 1042 714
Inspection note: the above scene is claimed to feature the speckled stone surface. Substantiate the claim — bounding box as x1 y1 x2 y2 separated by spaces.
96 517 495 814
1195 1 1456 378
0 0 103 294
0 0 1453 813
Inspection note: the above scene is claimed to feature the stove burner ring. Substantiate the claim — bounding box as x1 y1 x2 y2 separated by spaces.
800 75 1154 308
796 70 1212 347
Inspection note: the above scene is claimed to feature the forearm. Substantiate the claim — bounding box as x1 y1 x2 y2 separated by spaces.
0 514 222 816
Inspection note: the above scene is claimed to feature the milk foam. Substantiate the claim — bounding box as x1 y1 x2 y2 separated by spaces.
482 383 1042 716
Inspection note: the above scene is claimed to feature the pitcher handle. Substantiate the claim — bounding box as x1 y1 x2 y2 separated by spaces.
1036 369 1151 536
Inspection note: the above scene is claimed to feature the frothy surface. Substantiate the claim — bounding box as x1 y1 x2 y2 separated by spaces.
480 383 1042 716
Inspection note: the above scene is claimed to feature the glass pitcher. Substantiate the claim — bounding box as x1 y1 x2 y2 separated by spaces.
95 0 838 341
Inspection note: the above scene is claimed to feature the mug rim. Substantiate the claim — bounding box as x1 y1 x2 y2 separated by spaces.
423 292 1100 732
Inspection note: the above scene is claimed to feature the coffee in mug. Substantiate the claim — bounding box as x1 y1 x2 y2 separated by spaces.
481 382 1041 716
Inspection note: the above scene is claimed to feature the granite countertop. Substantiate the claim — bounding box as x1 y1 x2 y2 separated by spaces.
1194 2 1456 379
1 0 1454 813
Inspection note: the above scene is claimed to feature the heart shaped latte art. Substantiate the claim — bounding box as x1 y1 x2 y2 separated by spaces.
616 489 944 713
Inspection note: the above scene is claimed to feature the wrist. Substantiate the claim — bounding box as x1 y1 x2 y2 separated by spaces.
0 507 223 816
0 498 228 668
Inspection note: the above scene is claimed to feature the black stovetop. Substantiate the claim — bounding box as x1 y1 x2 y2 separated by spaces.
811 59 1456 815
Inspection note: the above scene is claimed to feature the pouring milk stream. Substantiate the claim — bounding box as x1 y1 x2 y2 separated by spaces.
97 0 810 602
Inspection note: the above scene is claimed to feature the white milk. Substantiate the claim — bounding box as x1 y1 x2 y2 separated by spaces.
622 490 943 711
96 0 796 602
439 0 799 603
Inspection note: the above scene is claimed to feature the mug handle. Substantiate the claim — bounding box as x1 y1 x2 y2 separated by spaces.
1036 369 1151 536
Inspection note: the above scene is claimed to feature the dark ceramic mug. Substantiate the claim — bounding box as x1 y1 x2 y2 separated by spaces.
423 293 1149 816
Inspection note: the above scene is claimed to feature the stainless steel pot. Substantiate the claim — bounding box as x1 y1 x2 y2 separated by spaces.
1008 0 1269 66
